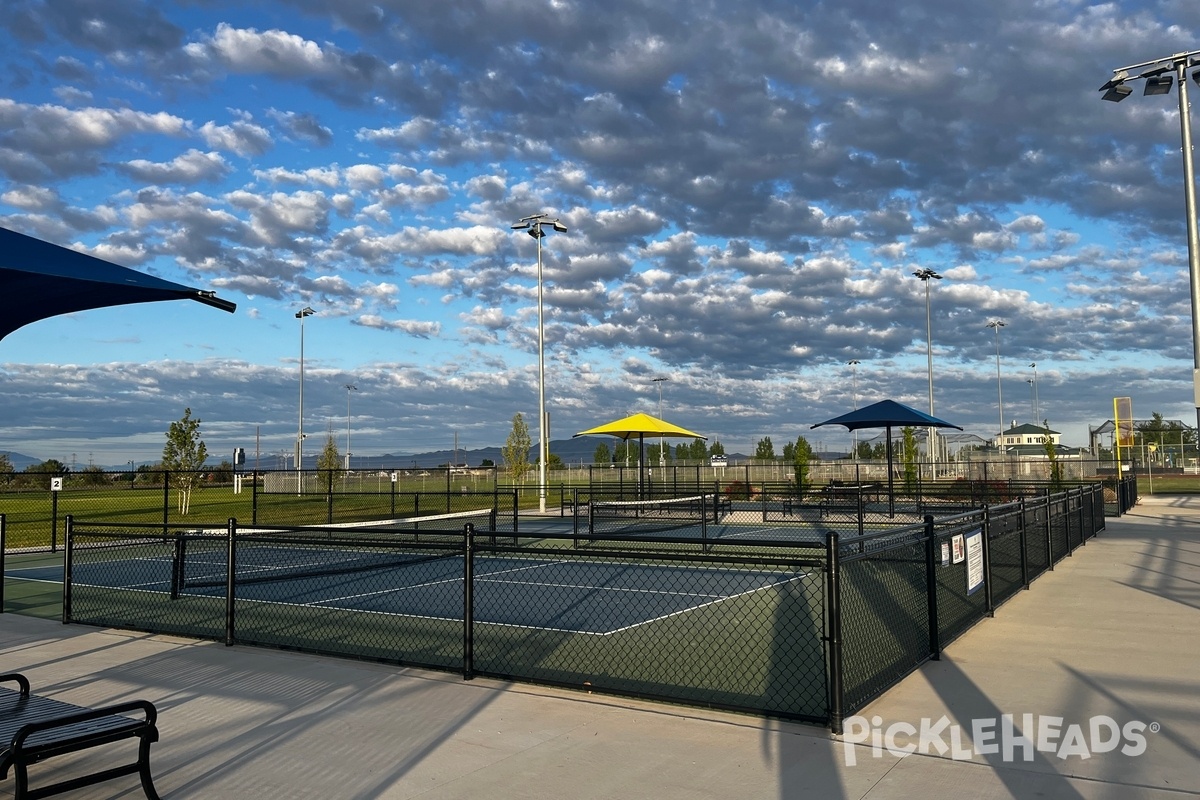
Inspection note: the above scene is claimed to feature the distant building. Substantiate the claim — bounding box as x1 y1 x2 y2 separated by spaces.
996 422 1059 452
991 422 1085 458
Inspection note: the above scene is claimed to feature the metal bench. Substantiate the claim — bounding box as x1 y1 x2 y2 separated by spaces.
0 673 161 800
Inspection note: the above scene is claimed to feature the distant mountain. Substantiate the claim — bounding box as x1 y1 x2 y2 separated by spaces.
0 451 41 470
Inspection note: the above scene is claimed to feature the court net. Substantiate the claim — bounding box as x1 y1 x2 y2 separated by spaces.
179 508 499 589
588 494 712 537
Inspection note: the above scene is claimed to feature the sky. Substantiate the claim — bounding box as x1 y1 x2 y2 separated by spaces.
1 0 1199 469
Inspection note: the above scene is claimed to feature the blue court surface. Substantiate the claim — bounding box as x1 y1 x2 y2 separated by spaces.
10 552 811 636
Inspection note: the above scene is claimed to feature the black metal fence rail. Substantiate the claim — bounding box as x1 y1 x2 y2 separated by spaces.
53 484 1106 731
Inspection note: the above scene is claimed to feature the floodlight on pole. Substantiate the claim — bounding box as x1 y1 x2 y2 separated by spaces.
847 359 861 460
913 268 943 470
295 306 315 495
987 320 1006 452
652 377 669 467
1101 50 1200 436
344 384 357 470
510 212 568 513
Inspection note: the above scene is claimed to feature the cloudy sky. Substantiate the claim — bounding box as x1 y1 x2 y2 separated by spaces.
1 0 1197 468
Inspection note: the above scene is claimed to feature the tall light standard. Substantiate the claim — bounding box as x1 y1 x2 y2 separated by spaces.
1101 51 1200 434
987 320 1006 452
847 359 861 460
511 212 568 513
652 377 669 467
344 384 357 470
295 306 315 494
1028 361 1040 424
913 268 943 469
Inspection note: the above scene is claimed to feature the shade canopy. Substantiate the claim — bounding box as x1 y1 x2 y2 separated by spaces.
812 399 962 515
810 399 962 433
0 226 236 342
574 412 706 441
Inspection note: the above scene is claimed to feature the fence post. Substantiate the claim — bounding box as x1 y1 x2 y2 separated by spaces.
1018 497 1029 589
162 470 170 535
1075 487 1086 547
981 508 994 617
1046 495 1056 568
327 471 334 523
463 523 475 680
923 514 940 661
50 487 59 553
252 470 259 524
0 513 5 614
825 531 844 734
62 515 73 624
225 518 237 646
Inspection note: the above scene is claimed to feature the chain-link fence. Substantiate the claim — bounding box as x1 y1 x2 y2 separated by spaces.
41 481 1109 731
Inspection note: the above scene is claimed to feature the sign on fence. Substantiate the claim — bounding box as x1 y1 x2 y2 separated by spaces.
966 530 985 595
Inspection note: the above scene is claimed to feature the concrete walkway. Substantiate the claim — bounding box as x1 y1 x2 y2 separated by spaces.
2 496 1198 798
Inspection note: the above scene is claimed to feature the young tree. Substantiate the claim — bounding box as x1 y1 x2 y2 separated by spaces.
316 433 343 492
0 453 13 485
901 427 919 494
1043 422 1064 490
594 442 611 465
162 408 208 515
708 440 725 457
792 435 814 494
503 413 532 484
754 436 775 461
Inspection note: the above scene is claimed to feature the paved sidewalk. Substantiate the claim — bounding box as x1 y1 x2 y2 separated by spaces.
2 496 1198 798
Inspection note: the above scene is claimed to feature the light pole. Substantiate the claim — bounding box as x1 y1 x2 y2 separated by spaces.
987 320 1006 452
1101 50 1200 435
913 268 942 469
848 359 861 461
511 212 568 513
295 306 314 494
344 384 357 470
1029 362 1039 425
652 377 668 467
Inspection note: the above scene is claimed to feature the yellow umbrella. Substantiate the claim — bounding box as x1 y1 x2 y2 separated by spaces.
574 413 706 495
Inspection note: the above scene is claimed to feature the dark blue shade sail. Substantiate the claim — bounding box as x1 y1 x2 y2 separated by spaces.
811 399 962 432
0 226 236 342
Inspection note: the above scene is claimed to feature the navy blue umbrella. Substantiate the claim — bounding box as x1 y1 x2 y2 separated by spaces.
812 399 962 511
0 226 235 341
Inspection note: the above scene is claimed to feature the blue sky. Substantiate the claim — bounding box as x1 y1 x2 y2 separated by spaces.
1 0 1198 468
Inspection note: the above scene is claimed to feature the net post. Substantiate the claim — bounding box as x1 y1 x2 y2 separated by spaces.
489 508 497 546
701 494 709 553
571 488 579 541
169 528 182 601
62 515 74 624
225 517 237 646
463 523 475 680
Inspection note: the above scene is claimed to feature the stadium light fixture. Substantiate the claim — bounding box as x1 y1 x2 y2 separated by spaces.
510 212 568 512
913 268 943 470
295 306 315 495
987 320 1006 452
1101 50 1200 435
652 377 669 467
